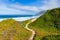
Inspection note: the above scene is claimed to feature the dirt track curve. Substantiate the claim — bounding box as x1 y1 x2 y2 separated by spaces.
25 18 37 40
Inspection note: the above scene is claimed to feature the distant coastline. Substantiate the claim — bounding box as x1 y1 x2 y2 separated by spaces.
0 14 42 21
0 16 39 21
0 15 34 18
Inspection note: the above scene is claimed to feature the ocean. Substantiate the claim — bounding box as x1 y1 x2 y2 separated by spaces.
0 15 34 18
0 15 39 21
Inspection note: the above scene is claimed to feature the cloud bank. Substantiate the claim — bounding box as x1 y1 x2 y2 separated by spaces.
0 0 60 15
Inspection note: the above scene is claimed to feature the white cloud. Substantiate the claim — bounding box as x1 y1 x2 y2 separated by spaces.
8 0 60 13
0 5 36 15
9 4 40 12
0 0 60 15
39 0 60 10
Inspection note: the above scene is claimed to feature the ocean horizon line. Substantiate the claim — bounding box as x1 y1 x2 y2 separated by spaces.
0 16 39 21
0 15 35 18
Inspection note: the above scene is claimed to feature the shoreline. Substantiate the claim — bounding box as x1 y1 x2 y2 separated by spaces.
0 16 39 21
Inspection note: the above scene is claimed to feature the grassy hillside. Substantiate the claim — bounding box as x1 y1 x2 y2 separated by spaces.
0 19 31 40
28 8 60 40
0 8 60 40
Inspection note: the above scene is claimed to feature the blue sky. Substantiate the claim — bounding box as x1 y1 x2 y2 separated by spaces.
0 0 60 15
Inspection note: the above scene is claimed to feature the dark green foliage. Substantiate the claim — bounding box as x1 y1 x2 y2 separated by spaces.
49 8 60 30
28 8 60 40
42 35 60 40
29 8 60 30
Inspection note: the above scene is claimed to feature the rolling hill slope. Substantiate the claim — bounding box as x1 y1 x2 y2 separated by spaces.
28 8 60 40
0 19 31 40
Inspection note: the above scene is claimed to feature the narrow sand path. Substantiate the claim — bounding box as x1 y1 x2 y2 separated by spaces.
25 18 37 40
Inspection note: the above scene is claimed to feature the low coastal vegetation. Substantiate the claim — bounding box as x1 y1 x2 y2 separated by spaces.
0 19 31 40
27 8 60 40
0 8 60 40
